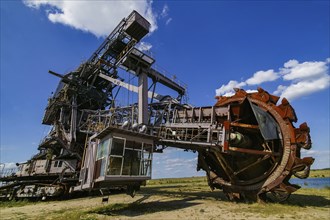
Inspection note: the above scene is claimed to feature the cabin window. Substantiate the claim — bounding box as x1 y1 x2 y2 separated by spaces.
111 138 125 156
58 161 63 168
54 161 58 167
141 144 152 176
108 157 122 175
97 139 110 160
107 137 125 175
122 141 142 176
106 137 152 177
96 139 110 177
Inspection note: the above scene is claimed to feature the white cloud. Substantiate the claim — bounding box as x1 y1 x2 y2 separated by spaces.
283 59 299 68
301 149 317 155
273 85 287 96
0 162 17 170
166 18 173 25
0 163 19 177
152 148 203 178
136 41 152 52
215 58 330 101
215 80 246 96
160 4 172 26
276 59 330 100
301 149 330 169
160 4 169 18
215 69 279 96
280 60 329 81
245 89 258 93
276 74 330 101
23 0 157 38
245 69 279 85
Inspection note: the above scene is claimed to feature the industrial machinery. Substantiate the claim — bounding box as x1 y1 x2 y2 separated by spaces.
0 11 313 202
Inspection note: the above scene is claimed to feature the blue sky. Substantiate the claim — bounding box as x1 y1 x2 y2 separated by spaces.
1 1 329 178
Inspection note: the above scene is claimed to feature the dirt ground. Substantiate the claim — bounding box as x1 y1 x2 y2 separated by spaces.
1 183 329 220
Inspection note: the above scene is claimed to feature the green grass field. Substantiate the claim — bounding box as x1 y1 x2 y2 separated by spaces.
1 169 329 219
18 180 330 219
308 168 330 178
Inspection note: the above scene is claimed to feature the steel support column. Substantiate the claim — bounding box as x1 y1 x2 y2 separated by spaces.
138 70 148 124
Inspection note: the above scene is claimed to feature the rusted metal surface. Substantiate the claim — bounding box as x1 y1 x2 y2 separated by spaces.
209 88 314 201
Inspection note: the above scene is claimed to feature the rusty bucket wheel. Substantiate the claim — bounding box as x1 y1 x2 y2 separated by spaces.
204 88 314 202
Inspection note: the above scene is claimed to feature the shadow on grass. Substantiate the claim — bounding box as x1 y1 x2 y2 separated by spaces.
142 185 330 208
286 194 330 207
88 195 201 217
141 185 228 201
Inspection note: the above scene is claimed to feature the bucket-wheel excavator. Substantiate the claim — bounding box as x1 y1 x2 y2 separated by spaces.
0 11 313 202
